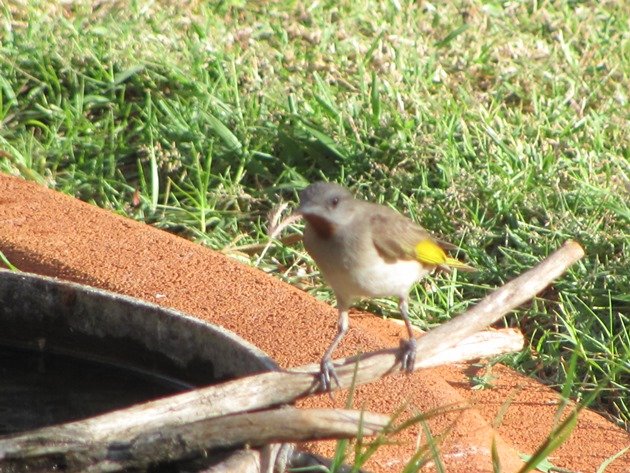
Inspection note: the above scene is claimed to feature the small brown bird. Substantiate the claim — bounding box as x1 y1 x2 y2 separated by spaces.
297 182 473 391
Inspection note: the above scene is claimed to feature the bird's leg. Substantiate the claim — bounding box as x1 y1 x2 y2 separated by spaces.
398 298 417 373
319 308 349 392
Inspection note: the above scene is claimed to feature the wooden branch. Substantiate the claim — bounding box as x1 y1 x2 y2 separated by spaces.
1 409 387 473
125 408 387 461
0 241 584 472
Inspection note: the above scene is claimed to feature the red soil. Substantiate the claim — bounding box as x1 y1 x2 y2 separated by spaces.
0 174 628 472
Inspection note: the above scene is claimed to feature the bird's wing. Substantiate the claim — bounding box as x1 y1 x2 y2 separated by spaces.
370 205 474 271
369 205 436 260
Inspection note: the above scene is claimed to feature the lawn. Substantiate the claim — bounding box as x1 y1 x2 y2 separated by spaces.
1 0 628 430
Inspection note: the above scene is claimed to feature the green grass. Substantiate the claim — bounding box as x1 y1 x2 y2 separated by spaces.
1 0 628 432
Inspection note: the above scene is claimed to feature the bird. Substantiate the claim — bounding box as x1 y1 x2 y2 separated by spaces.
297 181 474 391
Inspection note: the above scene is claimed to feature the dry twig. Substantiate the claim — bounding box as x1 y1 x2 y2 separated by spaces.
253 202 303 265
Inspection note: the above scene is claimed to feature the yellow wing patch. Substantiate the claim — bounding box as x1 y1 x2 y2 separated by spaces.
415 239 475 271
415 239 448 265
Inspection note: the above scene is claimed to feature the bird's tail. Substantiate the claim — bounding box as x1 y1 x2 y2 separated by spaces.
443 256 476 272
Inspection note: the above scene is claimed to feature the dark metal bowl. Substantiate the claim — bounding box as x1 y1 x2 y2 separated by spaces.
0 269 277 435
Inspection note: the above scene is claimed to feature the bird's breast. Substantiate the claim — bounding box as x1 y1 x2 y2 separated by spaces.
349 258 429 298
304 224 429 300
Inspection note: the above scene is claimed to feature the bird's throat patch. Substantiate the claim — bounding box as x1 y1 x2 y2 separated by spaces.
304 214 335 239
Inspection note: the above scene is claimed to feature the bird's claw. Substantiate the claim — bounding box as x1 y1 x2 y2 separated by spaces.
319 357 340 392
400 337 417 373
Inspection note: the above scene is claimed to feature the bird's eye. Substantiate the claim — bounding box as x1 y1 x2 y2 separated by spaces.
330 196 340 207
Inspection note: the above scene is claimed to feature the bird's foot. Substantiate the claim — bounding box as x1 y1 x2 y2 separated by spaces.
399 337 417 373
319 357 340 392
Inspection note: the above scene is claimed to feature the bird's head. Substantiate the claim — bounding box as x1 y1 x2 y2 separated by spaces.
297 182 355 238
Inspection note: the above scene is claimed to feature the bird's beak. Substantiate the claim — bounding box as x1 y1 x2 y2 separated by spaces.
295 202 314 217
